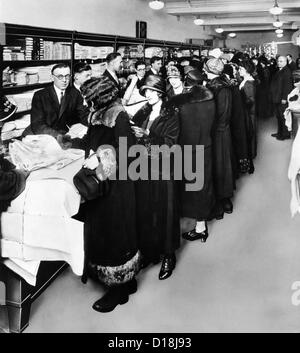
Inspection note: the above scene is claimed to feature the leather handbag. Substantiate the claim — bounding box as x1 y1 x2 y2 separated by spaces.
73 166 110 201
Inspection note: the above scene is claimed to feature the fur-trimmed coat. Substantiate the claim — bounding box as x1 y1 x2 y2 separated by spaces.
132 102 181 262
168 85 216 220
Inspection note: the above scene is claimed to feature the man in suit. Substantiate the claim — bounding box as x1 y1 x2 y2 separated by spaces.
24 63 89 142
145 56 162 78
287 54 297 72
270 56 294 140
103 52 123 96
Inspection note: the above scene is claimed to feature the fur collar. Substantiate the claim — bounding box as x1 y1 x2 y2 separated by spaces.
206 74 232 93
133 100 178 126
168 85 213 107
90 99 125 127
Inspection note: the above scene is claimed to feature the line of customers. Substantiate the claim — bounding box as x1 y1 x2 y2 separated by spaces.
16 50 298 313
54 52 265 313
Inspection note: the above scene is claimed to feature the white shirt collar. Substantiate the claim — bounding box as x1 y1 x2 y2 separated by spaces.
107 68 119 83
53 85 65 102
74 82 81 91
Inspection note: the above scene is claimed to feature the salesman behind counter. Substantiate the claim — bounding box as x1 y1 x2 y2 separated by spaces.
23 63 89 146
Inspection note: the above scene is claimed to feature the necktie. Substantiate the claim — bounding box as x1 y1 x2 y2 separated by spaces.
60 90 64 105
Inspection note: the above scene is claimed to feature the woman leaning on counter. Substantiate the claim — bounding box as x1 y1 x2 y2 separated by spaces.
71 76 140 313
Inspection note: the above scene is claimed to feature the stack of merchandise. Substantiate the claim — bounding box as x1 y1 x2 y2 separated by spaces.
74 43 114 60
37 65 54 83
6 90 36 113
25 37 34 60
145 47 164 58
1 115 31 141
44 41 71 60
2 46 25 61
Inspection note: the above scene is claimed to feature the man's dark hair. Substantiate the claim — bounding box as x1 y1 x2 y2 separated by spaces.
51 63 70 74
287 54 292 58
135 60 146 69
106 52 121 64
150 56 162 65
74 62 92 74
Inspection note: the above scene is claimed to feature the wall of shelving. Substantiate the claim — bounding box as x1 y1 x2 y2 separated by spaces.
225 31 300 59
0 0 214 42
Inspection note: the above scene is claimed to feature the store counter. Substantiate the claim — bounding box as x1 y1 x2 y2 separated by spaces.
0 155 84 333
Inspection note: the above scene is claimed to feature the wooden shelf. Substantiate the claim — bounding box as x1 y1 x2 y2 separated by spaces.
3 82 52 93
2 59 71 66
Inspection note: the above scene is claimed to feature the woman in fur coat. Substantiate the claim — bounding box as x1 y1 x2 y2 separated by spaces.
72 76 140 313
131 75 181 281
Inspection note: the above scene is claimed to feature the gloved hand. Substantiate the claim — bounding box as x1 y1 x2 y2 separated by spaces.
56 134 73 150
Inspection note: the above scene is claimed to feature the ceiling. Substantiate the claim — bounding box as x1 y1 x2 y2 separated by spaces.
162 0 300 33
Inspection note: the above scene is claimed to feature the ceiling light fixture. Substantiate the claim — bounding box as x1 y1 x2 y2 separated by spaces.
275 28 283 34
269 0 283 15
215 27 224 33
228 32 236 38
277 33 283 38
273 16 283 28
149 0 164 10
194 16 204 25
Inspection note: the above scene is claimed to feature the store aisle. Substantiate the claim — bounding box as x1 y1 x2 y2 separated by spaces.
26 117 300 333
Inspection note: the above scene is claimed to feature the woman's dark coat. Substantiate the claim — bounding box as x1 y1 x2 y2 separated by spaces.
168 85 216 220
0 155 27 239
206 75 235 200
76 110 138 268
229 79 250 171
132 102 181 262
240 80 257 159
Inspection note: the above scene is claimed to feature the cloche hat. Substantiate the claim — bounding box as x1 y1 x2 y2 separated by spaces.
139 74 166 96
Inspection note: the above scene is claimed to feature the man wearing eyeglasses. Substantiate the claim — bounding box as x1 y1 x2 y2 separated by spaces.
24 63 88 141
123 60 146 104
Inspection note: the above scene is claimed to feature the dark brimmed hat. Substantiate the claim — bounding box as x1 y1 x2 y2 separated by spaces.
139 75 166 96
184 69 204 87
80 76 119 110
0 96 17 123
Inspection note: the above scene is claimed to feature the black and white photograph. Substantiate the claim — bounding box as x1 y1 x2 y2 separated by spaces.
1 0 300 338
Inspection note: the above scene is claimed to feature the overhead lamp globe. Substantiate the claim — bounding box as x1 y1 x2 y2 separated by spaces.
215 27 224 33
194 18 204 26
149 0 164 10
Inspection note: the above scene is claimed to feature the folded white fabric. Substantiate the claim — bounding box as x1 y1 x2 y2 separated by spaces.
9 134 84 171
2 258 40 286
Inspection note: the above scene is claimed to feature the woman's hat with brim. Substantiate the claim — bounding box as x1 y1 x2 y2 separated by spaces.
184 69 204 87
139 74 166 96
0 96 17 123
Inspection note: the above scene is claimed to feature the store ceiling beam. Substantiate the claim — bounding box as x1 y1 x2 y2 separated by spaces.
166 0 300 15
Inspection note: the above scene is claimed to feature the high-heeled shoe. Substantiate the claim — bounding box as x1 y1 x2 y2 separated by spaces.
92 285 129 313
158 254 176 280
182 227 209 242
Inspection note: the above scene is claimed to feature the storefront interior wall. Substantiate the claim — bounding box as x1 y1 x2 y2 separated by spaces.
0 0 213 42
